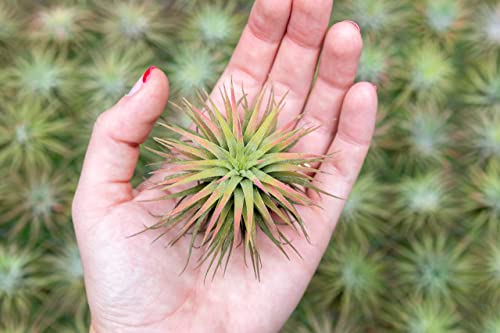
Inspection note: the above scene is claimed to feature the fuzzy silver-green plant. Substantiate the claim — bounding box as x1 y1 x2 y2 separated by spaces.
0 2 20 54
393 171 456 231
467 3 500 55
168 46 222 100
388 297 464 333
81 45 154 113
30 3 90 48
180 1 243 51
398 42 455 104
396 233 473 308
472 306 500 333
2 48 76 103
0 101 70 171
356 38 395 85
463 160 500 230
310 241 386 318
338 173 388 244
335 0 407 36
397 103 453 170
43 232 86 322
464 57 500 107
147 86 330 279
95 0 172 48
414 0 466 43
0 245 44 320
473 236 500 303
0 169 72 240
467 108 500 161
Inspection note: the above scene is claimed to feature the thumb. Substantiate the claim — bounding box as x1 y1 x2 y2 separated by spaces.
74 66 169 212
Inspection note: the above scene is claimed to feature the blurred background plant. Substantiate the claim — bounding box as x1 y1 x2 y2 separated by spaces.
0 0 498 331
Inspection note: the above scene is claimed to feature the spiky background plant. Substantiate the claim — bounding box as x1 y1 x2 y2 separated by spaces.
0 0 499 330
148 87 328 279
0 101 69 171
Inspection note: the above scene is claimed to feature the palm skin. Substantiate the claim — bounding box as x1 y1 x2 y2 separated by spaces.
72 1 378 332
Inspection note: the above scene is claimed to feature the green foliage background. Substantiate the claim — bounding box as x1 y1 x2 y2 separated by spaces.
0 0 499 331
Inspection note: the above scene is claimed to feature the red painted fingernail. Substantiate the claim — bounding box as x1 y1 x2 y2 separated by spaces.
346 20 360 32
142 66 156 83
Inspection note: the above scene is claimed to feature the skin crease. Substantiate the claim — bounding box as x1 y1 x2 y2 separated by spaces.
72 0 378 332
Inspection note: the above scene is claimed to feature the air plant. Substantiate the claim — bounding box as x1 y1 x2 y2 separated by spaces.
393 171 457 232
334 0 408 36
30 3 90 48
467 3 500 55
472 306 500 333
395 233 473 308
310 242 386 318
180 1 243 52
388 297 464 333
0 2 20 54
0 244 44 320
147 86 330 279
398 42 455 104
0 168 73 240
168 46 222 101
337 173 388 244
463 160 500 230
365 106 395 168
414 0 466 43
0 101 70 171
81 45 154 113
43 231 86 322
473 236 500 303
95 0 172 48
466 108 500 162
356 38 395 85
396 103 453 170
464 57 500 108
2 48 75 104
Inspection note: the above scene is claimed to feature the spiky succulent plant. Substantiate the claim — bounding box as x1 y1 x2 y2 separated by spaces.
95 0 172 48
415 0 466 43
2 48 75 103
335 0 407 36
0 245 44 319
356 38 395 85
396 103 453 170
0 2 20 54
398 42 454 104
464 57 500 108
388 297 464 333
473 236 500 303
43 232 86 322
180 1 243 52
467 3 500 55
463 160 500 229
466 108 500 161
310 241 386 317
395 233 473 308
393 171 456 231
168 46 222 101
0 169 72 240
148 86 329 279
81 45 154 113
473 306 500 333
0 101 69 171
30 3 90 48
338 173 388 244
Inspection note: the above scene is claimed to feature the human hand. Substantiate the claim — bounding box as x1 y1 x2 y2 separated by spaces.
72 0 377 332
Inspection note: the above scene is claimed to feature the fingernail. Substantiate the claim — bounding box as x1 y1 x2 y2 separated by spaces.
127 66 156 96
346 20 360 32
142 66 156 83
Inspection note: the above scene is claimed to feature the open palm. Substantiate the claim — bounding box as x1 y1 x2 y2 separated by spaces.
72 1 378 332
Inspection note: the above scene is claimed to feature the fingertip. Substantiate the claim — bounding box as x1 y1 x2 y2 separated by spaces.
325 21 363 58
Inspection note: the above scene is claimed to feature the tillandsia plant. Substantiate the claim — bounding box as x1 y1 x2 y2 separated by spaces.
0 101 70 171
467 3 500 56
472 235 500 303
466 107 500 162
0 2 20 56
146 86 331 279
464 56 500 108
29 2 90 49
